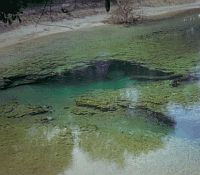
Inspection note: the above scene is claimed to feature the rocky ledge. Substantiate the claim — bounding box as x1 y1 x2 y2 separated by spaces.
0 102 52 119
72 89 175 126
0 59 178 90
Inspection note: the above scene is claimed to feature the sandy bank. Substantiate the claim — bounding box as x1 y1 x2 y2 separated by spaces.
0 13 107 49
1 1 200 48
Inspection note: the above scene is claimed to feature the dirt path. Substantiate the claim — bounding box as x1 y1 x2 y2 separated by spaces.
1 1 200 49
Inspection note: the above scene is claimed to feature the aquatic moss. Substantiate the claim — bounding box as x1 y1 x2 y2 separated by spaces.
79 129 164 166
116 33 200 75
0 124 73 175
74 90 126 112
138 81 200 113
72 80 200 119
1 14 200 88
0 102 51 118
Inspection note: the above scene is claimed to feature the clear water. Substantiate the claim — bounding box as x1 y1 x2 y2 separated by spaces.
1 14 200 175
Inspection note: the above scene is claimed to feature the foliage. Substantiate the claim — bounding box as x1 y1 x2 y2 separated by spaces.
0 0 111 24
0 0 47 24
110 0 142 24
0 0 24 24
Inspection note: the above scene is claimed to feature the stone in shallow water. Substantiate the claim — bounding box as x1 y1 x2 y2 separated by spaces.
74 90 129 112
73 89 175 126
40 116 54 124
71 107 98 116
0 58 177 90
135 106 175 126
0 102 51 119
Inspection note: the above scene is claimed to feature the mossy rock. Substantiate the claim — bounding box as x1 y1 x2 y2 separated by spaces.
71 107 98 116
0 102 51 119
75 90 129 112
138 80 200 113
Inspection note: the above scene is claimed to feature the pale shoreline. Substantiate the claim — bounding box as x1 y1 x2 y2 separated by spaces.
1 1 200 49
0 13 107 49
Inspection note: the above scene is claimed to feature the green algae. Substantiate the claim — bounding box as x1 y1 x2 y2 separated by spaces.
0 102 51 119
116 33 200 75
74 90 126 112
77 108 172 166
0 122 73 175
71 79 200 121
71 106 98 115
79 130 164 166
0 97 172 172
138 81 200 113
1 14 200 88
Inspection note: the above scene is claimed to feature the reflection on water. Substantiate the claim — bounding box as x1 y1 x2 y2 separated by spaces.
60 137 200 175
167 103 200 140
0 124 73 175
0 113 170 175
121 88 138 106
0 98 200 175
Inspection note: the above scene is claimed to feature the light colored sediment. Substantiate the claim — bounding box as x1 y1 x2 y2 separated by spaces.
1 1 200 48
0 14 107 49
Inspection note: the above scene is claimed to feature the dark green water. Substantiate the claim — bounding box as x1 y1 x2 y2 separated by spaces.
1 13 200 175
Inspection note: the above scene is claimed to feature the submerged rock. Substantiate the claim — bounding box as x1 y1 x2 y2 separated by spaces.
75 90 129 112
135 105 175 126
171 75 199 87
71 107 97 116
40 116 54 124
80 124 98 132
131 74 181 81
73 88 176 126
0 78 12 89
0 102 51 119
0 59 178 89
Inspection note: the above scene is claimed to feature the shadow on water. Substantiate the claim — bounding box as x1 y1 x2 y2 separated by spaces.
52 59 176 85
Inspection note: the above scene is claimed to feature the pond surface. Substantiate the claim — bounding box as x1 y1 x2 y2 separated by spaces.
1 13 200 175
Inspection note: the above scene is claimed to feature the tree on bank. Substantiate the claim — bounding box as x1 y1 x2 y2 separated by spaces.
0 0 111 24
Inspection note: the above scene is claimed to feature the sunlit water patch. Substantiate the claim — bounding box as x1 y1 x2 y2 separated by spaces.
60 137 200 175
167 103 200 140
